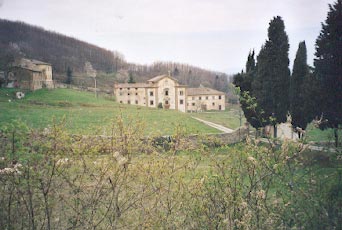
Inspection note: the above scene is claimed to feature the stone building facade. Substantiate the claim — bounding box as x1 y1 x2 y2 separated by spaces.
7 58 54 91
187 87 225 112
114 75 187 112
114 75 225 113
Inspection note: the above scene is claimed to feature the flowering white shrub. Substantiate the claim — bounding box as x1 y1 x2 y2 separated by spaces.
0 163 22 175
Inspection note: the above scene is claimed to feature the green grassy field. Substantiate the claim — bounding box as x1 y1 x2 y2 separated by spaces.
305 123 340 143
191 105 246 130
191 107 338 143
0 88 220 135
1 88 334 141
1 89 338 229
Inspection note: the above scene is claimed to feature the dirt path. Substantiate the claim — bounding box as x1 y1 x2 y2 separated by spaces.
192 117 234 133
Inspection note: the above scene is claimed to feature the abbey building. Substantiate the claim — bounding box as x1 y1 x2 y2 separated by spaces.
114 75 225 113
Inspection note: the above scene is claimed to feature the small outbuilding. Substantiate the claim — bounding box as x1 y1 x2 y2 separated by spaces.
6 58 54 91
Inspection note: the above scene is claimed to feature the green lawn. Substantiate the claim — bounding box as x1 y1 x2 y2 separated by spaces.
190 104 338 142
0 88 218 135
1 88 335 140
305 123 340 143
190 105 246 130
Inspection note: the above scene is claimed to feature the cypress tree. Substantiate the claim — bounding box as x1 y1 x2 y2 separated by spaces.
246 50 256 73
290 41 310 137
253 16 290 137
234 51 264 131
314 0 342 147
233 51 255 93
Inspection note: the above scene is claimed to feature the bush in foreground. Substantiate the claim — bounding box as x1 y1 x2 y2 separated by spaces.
0 118 339 229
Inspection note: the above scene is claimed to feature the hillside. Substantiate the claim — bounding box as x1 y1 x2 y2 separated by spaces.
0 19 125 74
0 88 219 135
0 19 228 92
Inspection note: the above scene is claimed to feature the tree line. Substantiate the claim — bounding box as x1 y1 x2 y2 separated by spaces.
127 61 229 92
233 0 342 146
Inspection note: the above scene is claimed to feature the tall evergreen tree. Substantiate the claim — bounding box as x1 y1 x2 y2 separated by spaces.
246 50 256 73
314 0 342 147
244 50 256 92
253 16 290 137
233 51 255 92
234 51 263 131
290 41 310 137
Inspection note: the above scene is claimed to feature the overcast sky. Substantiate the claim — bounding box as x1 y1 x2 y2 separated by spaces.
0 0 333 73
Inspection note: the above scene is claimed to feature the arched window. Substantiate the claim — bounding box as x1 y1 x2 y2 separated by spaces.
164 88 170 96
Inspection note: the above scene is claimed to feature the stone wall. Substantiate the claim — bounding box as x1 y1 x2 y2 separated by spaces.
151 127 249 151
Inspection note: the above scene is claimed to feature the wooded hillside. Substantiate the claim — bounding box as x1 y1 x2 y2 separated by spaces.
0 19 126 73
0 19 229 91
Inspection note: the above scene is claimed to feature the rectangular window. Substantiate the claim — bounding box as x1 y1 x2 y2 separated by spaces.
127 100 131 104
192 103 195 106
219 95 222 99
150 91 154 96
135 88 138 90
199 96 202 100
212 102 215 106
180 99 184 105
135 93 138 95
127 88 130 90
119 92 123 96
165 90 169 96
135 100 138 104
212 96 215 99
179 91 184 96
165 100 169 105
128 93 130 96
150 100 154 105
206 96 208 100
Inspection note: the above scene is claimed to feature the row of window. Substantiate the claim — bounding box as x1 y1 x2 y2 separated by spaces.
118 89 184 97
119 91 186 97
119 99 185 106
150 90 184 96
118 93 222 103
119 100 223 110
119 92 139 96
190 95 222 100
119 88 139 90
188 102 220 106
